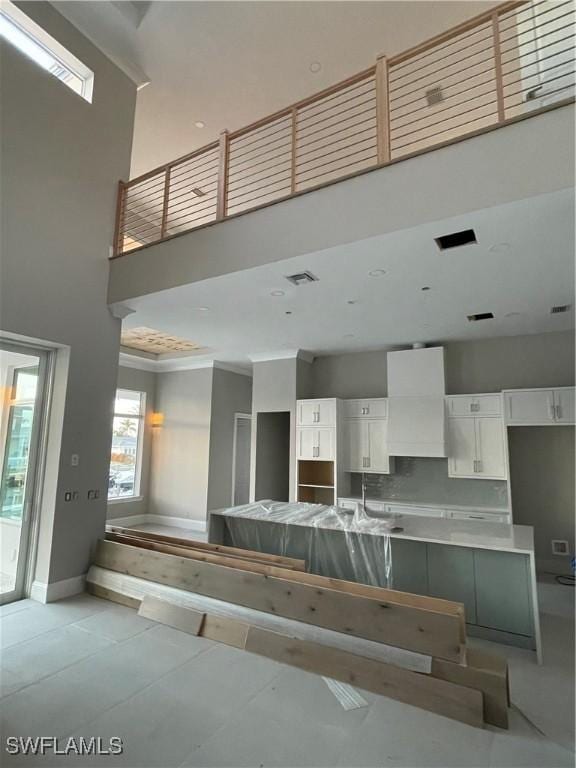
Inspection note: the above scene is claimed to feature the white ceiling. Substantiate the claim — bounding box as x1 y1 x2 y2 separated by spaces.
121 188 575 367
62 0 496 178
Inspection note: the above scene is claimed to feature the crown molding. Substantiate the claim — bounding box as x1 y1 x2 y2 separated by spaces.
118 353 253 377
249 349 315 364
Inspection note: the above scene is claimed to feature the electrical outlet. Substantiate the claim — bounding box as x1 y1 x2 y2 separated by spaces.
552 539 569 556
71 454 79 467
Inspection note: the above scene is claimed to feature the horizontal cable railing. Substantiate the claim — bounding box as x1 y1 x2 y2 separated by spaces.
114 0 575 256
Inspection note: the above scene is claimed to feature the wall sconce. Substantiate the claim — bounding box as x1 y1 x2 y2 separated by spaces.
150 412 164 428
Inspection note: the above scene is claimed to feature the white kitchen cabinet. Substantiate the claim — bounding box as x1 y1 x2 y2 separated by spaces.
296 427 334 460
504 388 575 425
448 510 511 523
297 399 336 427
448 416 507 480
446 394 502 417
342 398 387 419
343 419 391 473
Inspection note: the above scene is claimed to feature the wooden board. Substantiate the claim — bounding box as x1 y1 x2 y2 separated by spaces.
200 613 250 648
94 539 464 661
107 530 463 621
86 582 140 610
106 525 306 571
432 648 509 729
245 627 483 727
137 595 205 635
106 532 303 580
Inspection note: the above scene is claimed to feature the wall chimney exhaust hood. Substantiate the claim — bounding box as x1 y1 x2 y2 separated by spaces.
387 346 447 457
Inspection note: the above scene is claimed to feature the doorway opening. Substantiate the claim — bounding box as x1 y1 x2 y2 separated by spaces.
231 413 252 506
0 341 50 604
254 411 290 502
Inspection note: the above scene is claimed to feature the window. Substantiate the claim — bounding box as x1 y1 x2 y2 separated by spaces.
0 1 94 102
108 389 145 501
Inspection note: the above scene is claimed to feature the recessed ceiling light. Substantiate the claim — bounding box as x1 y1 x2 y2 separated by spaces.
270 290 285 297
285 311 292 315
421 286 431 291
368 269 386 277
489 242 510 253
347 299 358 305
194 121 206 129
193 306 210 311
309 61 322 73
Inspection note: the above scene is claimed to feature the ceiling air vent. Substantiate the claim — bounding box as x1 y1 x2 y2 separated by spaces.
467 312 494 322
551 304 571 314
285 271 319 286
435 229 477 251
425 86 444 106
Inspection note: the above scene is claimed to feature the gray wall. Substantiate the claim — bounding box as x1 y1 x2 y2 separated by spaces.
0 3 135 586
207 368 252 511
509 427 575 575
107 366 157 520
254 412 291 502
310 331 575 398
250 358 298 503
149 368 213 522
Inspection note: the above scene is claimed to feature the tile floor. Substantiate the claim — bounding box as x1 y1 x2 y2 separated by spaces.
0 579 573 767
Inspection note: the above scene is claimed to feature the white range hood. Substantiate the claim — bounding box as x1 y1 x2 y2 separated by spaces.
387 346 447 457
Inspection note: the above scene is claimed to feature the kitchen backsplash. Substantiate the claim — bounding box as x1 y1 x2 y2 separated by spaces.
349 457 509 509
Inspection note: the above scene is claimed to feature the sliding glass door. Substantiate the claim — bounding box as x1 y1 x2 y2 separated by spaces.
0 341 49 604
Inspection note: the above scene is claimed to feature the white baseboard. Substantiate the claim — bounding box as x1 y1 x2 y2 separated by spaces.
105 513 149 527
106 513 206 532
30 574 86 604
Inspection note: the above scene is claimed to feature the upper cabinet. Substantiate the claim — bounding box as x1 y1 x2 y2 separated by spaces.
446 394 502 418
342 398 387 419
448 416 507 480
504 388 575 426
343 419 392 474
297 399 336 427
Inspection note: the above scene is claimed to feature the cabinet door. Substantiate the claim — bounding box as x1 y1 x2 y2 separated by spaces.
554 389 575 424
390 539 429 595
343 420 365 472
474 550 534 636
475 417 507 479
316 428 334 460
366 420 389 473
504 390 554 424
317 401 336 426
447 417 476 477
298 401 320 426
343 399 387 419
387 504 444 518
427 544 477 624
297 427 316 459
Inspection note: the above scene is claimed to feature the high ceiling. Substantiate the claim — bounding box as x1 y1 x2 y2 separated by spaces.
53 1 498 178
120 189 575 367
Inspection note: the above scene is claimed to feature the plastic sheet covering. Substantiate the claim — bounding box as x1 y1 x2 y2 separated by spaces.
212 501 394 589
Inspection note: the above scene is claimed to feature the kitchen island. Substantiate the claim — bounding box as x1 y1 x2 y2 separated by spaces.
209 501 541 660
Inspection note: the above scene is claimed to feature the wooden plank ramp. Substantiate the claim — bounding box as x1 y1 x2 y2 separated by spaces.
94 539 465 662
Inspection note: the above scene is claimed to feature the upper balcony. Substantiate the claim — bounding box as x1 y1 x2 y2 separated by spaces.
109 0 575 303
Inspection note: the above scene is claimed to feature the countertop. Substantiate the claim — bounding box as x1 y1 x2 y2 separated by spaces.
212 502 534 555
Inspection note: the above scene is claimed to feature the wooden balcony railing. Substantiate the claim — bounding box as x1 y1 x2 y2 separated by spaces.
113 0 575 257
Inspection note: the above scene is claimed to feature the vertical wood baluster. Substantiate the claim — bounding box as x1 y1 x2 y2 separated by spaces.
216 129 229 220
492 12 506 123
376 55 391 163
291 107 298 194
113 180 126 256
160 167 171 239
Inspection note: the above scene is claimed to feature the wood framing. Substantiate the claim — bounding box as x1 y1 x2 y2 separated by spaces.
94 539 465 661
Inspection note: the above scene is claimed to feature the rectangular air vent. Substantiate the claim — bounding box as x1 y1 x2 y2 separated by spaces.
285 271 318 286
435 229 477 250
467 312 494 322
426 86 444 106
551 304 571 314
552 539 569 555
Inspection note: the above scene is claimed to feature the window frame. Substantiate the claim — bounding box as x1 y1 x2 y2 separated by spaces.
108 388 146 503
0 1 94 103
